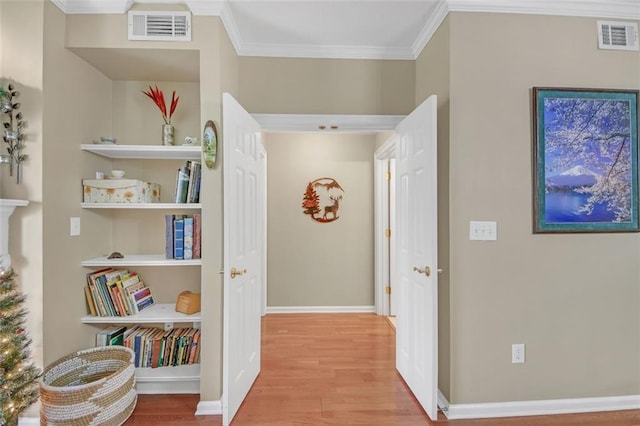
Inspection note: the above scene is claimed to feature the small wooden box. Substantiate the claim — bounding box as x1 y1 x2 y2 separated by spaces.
175 291 201 315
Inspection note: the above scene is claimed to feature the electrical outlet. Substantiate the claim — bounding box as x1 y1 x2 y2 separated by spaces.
70 217 81 236
512 343 525 364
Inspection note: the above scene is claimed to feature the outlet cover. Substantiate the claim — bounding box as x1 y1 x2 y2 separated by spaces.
512 343 525 364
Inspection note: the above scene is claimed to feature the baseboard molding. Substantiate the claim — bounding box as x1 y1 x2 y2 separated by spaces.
442 394 640 420
266 305 376 314
438 389 450 412
18 418 39 426
195 399 222 415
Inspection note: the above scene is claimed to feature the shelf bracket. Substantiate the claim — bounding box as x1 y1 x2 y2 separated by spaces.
164 322 174 331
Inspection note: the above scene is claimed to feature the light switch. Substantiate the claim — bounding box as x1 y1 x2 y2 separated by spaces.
70 217 81 236
469 221 497 241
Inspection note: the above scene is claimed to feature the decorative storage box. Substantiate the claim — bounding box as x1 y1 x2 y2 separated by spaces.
83 179 160 203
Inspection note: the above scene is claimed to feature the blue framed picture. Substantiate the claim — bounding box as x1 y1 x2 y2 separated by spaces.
533 87 639 233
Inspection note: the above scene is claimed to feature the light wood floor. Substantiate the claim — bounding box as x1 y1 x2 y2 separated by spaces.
126 314 640 425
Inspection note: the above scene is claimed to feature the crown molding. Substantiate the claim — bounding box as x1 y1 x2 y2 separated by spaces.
51 0 640 59
412 0 450 59
51 0 133 14
237 43 416 60
447 0 640 20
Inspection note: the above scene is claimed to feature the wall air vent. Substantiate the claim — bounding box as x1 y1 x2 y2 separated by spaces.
597 21 638 51
128 11 191 41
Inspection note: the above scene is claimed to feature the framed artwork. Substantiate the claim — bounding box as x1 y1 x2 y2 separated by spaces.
203 120 217 169
533 87 639 233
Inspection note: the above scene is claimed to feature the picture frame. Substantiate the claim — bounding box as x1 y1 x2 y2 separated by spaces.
202 120 217 169
532 87 639 233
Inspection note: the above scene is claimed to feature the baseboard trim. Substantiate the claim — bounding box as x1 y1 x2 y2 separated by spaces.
438 389 450 412
266 305 376 314
18 418 39 426
195 399 222 415
442 394 640 420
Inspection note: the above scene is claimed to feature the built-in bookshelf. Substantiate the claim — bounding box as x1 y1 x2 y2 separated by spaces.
81 143 202 394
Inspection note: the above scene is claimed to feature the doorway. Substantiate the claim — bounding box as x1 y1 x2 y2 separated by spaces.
223 102 439 424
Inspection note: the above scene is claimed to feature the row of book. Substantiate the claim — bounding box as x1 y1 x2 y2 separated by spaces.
96 325 201 368
165 214 201 260
85 268 155 317
175 160 201 203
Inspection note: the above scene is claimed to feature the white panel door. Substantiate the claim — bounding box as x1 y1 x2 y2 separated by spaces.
395 95 438 420
222 92 263 425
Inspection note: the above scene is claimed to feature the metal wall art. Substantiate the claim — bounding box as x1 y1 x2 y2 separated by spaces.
0 83 28 184
302 177 344 223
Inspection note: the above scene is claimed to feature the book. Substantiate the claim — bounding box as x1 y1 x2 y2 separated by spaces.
84 286 97 316
136 293 155 312
184 216 193 260
174 163 190 203
164 214 174 259
193 213 201 259
187 161 201 203
174 217 184 260
96 325 126 347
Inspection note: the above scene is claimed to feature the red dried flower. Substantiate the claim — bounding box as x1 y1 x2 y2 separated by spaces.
142 85 180 124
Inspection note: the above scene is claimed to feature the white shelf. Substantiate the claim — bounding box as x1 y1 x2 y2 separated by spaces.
81 144 201 160
81 303 201 324
136 364 200 394
81 202 201 209
81 254 201 267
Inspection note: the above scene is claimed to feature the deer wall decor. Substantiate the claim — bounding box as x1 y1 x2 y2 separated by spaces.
323 195 342 220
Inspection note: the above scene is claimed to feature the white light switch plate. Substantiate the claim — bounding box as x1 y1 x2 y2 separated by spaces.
470 221 497 240
70 217 81 236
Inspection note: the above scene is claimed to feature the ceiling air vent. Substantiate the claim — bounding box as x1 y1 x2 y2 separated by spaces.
597 21 638 51
128 11 191 42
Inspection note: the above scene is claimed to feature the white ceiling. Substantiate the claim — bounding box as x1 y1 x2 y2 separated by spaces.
53 0 640 60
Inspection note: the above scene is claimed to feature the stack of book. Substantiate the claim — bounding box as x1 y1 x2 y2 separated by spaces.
84 269 155 317
95 325 201 368
165 214 201 260
174 160 201 203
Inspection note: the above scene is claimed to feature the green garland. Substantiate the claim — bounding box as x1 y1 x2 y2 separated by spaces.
0 269 40 426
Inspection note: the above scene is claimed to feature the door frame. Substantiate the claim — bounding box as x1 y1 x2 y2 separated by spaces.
251 113 404 316
374 136 397 316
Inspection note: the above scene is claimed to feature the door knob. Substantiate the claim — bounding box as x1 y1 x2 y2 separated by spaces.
230 267 247 279
413 266 431 277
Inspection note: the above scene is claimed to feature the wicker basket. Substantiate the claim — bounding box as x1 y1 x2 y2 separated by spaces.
39 346 137 426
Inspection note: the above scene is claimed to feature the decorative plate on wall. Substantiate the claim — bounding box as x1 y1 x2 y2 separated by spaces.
203 120 217 169
302 177 344 223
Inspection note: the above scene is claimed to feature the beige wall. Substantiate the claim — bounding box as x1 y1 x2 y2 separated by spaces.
447 12 640 403
264 132 376 307
238 57 415 115
416 15 452 401
1 0 46 418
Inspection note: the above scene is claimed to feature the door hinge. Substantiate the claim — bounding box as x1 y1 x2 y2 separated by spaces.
385 229 391 238
385 286 391 295
385 171 391 181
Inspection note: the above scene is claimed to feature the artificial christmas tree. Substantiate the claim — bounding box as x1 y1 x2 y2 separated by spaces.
0 268 40 426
